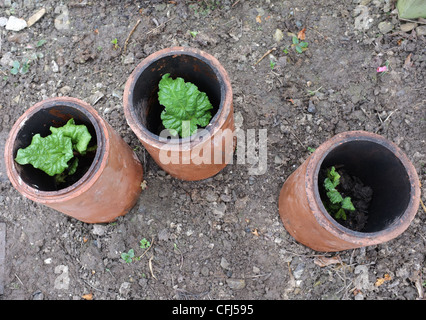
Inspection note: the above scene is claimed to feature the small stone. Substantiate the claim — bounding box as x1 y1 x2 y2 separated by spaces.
416 26 426 36
378 21 393 34
226 278 246 290
220 257 230 270
54 6 70 31
27 8 46 27
0 17 8 27
54 265 70 290
123 52 134 65
59 85 72 95
32 290 44 300
212 202 226 218
51 60 59 73
5 16 27 31
293 263 305 279
400 22 416 32
273 28 284 42
119 282 131 296
87 91 104 105
307 100 317 113
92 224 106 236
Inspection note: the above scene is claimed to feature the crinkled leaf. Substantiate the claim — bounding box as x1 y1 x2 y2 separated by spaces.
160 111 181 137
68 157 79 176
50 118 92 154
158 73 213 138
324 178 336 192
327 166 340 187
341 197 355 211
335 208 347 220
15 132 74 176
327 190 343 204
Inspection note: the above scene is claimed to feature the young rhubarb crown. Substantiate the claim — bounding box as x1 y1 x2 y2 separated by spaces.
323 166 356 220
15 118 92 177
158 73 213 138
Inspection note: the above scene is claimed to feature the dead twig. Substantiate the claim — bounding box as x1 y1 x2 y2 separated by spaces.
14 274 25 288
420 198 426 214
123 19 141 54
148 254 157 280
383 109 398 123
398 15 426 25
174 243 184 270
254 48 276 66
231 0 240 8
146 17 175 36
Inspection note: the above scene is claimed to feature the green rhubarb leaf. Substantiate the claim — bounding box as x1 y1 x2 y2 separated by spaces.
327 166 341 187
50 118 92 154
327 189 343 204
341 197 355 211
158 73 213 138
324 178 336 192
15 132 74 176
335 208 347 220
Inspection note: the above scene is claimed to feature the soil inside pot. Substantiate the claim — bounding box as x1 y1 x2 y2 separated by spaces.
319 166 373 231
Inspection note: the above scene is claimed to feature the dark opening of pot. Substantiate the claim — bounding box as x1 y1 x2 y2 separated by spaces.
131 52 222 136
317 140 412 233
12 105 99 192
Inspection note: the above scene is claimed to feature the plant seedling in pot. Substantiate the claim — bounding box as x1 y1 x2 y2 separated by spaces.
14 118 96 185
158 73 213 138
323 166 356 220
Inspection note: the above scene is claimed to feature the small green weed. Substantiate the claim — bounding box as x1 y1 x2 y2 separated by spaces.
292 36 308 54
36 39 47 47
121 237 152 263
111 38 119 50
10 59 30 75
121 249 135 263
140 238 151 249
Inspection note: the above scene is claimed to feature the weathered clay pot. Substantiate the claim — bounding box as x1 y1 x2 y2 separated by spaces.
278 131 420 252
4 97 143 223
123 47 235 181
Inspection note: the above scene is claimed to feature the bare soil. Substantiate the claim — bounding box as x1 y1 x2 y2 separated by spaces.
0 0 425 301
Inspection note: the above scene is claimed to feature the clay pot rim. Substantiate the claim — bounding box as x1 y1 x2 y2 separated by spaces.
305 130 420 245
123 46 233 150
4 97 109 203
